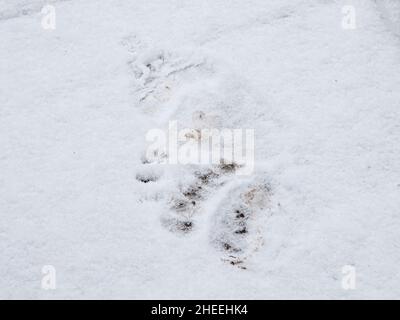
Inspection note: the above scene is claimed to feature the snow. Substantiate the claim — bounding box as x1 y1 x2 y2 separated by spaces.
1 0 399 299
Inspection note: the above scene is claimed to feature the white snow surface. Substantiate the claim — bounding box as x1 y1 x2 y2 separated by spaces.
1 0 400 299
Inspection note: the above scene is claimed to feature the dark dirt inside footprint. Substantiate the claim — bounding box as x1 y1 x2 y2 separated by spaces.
194 169 219 184
136 172 158 183
182 184 203 200
236 212 245 219
235 227 248 234
234 207 249 220
177 220 193 233
231 207 250 234
228 258 247 269
170 198 196 212
218 161 240 173
162 217 194 234
222 242 241 253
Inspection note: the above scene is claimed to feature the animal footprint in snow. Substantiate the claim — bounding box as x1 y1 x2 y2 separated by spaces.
209 180 271 267
127 43 271 267
160 163 238 235
129 48 207 115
